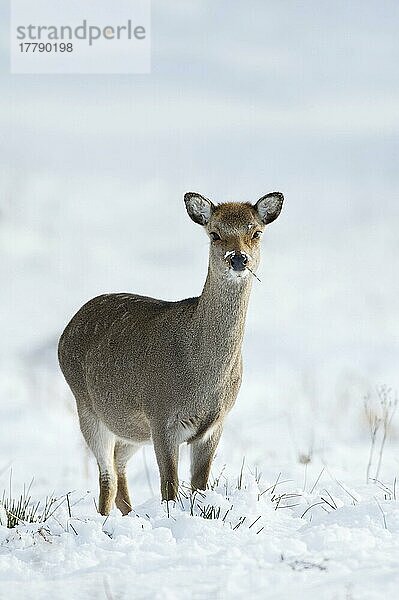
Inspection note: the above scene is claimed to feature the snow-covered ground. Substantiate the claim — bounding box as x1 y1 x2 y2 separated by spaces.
0 350 398 598
2 466 399 600
1 1 399 598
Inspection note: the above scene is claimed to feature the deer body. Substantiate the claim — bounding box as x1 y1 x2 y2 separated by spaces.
58 192 283 514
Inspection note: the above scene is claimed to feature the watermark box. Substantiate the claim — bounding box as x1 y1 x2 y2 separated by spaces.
10 0 151 74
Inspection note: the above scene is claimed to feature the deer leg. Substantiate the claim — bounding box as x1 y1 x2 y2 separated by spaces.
190 425 223 491
114 441 139 515
77 405 117 515
96 427 117 516
152 433 179 501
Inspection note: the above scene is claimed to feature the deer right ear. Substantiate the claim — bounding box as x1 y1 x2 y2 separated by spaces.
184 192 214 225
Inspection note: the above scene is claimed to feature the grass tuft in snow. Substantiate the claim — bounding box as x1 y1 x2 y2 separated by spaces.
365 385 398 483
0 475 61 529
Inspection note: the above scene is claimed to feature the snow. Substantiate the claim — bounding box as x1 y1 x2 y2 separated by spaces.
0 504 7 527
1 1 399 598
0 366 398 599
1 476 399 599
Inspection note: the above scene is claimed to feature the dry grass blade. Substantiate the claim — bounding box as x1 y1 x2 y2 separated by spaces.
364 386 398 482
237 457 246 490
375 387 397 481
374 497 387 530
301 501 326 519
233 516 246 530
248 515 262 529
323 489 337 509
309 468 325 494
246 266 261 282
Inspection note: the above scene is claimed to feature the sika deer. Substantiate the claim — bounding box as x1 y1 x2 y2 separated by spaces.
58 192 284 515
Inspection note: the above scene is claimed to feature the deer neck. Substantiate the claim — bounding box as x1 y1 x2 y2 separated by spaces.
195 265 253 351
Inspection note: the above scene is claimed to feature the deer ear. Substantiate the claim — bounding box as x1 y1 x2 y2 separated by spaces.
184 192 214 225
254 192 284 224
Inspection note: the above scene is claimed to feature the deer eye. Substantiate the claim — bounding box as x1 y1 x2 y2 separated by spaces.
210 232 221 242
252 230 262 240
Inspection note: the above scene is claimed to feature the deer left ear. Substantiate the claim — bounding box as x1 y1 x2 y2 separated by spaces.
254 192 284 224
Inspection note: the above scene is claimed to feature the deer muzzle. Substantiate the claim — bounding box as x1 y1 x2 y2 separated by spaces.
224 251 249 272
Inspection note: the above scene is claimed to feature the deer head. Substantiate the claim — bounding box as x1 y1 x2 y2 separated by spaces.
184 192 284 282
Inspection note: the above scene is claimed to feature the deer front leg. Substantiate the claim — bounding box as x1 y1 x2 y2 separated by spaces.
114 441 139 515
190 424 223 491
152 432 179 501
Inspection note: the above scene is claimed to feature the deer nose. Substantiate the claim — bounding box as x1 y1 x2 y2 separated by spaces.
230 252 248 271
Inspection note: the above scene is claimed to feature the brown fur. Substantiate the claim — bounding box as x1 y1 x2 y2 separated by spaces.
58 192 283 514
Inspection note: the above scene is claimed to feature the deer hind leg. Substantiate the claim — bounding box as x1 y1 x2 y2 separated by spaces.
114 441 139 515
190 424 223 491
77 405 117 515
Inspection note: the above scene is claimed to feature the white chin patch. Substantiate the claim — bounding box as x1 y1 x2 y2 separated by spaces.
227 268 250 282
